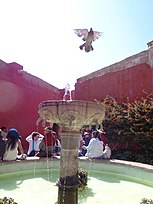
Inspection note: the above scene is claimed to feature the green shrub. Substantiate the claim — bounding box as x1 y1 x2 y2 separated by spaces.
0 197 18 204
140 198 153 204
78 167 88 190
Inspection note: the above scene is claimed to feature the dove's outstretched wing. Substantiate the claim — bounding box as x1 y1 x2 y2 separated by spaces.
74 29 89 41
93 31 103 41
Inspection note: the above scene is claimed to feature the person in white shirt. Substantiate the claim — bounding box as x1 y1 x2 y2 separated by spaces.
26 132 44 156
82 130 103 159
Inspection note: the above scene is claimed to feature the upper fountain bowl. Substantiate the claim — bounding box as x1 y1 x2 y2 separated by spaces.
38 100 105 132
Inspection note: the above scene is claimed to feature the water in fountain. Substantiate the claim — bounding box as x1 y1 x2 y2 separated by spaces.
1 161 153 204
36 122 55 183
44 124 55 182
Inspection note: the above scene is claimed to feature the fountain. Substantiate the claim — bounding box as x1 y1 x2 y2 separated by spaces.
38 99 105 204
1 86 153 204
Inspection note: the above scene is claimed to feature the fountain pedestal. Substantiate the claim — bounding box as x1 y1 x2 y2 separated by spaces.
38 100 105 204
57 131 79 204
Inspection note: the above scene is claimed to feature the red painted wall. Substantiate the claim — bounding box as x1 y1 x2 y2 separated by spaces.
0 61 63 150
74 63 153 102
1 59 153 152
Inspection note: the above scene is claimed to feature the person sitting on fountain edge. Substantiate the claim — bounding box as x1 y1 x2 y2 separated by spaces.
82 130 103 159
3 128 26 161
39 126 56 157
26 131 44 156
102 144 111 159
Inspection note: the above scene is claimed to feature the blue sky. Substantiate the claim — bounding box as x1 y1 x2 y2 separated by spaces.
0 0 153 89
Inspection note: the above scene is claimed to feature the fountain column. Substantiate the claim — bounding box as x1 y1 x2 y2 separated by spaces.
38 100 105 204
57 131 79 204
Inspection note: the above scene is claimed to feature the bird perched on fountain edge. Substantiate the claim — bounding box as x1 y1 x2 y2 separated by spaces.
74 28 103 52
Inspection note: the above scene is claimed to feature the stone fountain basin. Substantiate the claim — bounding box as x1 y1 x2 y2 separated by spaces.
1 159 153 183
0 159 153 181
38 100 105 131
1 159 153 204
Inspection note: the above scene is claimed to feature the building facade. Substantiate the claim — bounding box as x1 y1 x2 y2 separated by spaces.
0 43 152 149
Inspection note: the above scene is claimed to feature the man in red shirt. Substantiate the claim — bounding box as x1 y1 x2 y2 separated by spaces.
39 126 56 157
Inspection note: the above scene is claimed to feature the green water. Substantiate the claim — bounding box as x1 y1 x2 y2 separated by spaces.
0 169 153 204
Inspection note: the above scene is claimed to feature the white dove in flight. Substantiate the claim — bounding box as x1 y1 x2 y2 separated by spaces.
74 28 103 52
